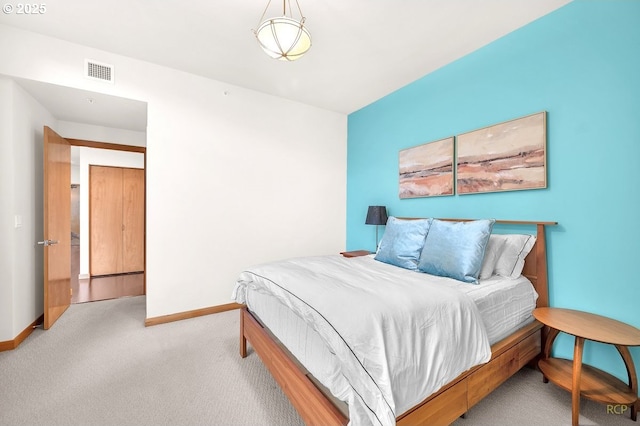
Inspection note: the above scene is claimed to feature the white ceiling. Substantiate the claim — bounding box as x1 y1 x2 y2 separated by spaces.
1 0 571 115
12 77 148 132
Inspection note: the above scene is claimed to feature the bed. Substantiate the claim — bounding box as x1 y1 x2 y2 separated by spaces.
233 218 556 425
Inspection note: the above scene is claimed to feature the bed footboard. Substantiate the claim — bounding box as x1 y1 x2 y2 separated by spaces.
240 307 348 426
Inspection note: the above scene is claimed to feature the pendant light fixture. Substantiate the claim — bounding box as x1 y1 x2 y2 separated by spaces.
254 0 311 61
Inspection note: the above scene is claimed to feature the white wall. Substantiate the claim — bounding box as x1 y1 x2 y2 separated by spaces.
0 76 58 341
0 24 347 327
77 147 144 277
0 77 15 340
71 164 80 185
58 121 146 147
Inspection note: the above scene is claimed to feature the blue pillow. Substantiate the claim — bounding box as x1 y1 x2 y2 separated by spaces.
417 219 495 283
374 217 432 270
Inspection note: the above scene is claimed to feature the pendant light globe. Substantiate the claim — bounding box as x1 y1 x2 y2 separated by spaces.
256 16 311 61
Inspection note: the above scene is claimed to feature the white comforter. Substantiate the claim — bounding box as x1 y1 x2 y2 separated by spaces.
232 255 492 426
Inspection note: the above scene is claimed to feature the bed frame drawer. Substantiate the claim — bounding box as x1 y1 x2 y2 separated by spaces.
398 377 468 426
468 329 541 407
517 331 542 368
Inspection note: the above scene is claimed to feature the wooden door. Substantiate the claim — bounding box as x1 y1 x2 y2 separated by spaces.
90 166 124 275
43 126 71 329
122 168 145 272
90 165 144 275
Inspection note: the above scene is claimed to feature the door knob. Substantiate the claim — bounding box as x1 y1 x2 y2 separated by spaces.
37 239 59 246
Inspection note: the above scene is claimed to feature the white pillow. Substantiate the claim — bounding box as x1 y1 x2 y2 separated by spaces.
493 234 537 278
479 235 507 279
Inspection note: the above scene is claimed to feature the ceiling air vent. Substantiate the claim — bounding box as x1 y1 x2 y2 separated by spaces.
85 59 114 84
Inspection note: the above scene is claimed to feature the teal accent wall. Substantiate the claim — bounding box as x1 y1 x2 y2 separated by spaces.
347 0 640 386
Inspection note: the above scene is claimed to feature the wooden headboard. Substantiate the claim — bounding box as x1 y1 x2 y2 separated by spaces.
397 218 557 308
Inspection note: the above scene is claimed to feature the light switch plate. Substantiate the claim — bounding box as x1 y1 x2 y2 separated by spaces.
14 215 22 228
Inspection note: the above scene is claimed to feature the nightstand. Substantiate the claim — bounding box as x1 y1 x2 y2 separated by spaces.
339 250 372 258
533 307 640 426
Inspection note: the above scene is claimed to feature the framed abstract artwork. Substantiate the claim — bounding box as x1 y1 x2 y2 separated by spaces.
399 136 454 199
456 111 547 195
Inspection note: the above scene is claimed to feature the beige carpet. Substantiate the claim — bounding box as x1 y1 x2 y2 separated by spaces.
0 296 634 425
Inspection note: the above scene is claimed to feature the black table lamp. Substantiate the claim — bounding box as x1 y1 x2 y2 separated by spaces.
365 206 388 251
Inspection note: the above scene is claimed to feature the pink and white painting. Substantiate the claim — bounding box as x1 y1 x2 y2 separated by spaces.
399 137 454 198
456 112 547 195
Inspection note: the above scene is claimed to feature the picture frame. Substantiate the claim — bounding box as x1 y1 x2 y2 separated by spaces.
399 136 454 199
456 111 547 195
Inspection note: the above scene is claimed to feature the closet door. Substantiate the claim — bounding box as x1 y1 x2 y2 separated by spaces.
122 168 145 273
90 165 123 275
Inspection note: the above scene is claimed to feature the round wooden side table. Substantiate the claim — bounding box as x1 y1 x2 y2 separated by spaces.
533 307 640 426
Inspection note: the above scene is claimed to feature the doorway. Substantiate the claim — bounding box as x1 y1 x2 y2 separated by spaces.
11 76 148 329
69 141 146 304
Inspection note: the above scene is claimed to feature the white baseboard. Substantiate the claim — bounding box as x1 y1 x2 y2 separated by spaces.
78 273 90 280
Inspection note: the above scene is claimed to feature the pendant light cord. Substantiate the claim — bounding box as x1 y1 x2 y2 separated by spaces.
256 0 305 27
256 0 273 27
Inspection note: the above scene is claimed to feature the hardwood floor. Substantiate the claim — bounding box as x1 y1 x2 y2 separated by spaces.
71 245 144 304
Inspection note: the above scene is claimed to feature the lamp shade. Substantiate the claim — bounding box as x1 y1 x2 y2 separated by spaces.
256 16 311 61
365 206 388 226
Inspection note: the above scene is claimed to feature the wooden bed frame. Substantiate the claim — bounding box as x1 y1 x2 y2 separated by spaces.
239 219 557 426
